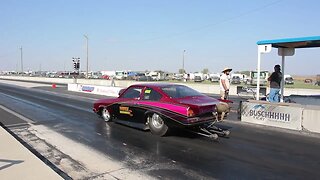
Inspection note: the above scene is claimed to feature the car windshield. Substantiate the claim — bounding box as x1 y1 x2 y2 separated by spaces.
121 87 142 99
161 85 202 98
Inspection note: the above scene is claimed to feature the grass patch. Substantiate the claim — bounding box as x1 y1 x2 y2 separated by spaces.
285 80 320 89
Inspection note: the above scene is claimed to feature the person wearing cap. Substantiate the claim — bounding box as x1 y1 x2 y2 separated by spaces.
268 64 282 102
220 68 232 100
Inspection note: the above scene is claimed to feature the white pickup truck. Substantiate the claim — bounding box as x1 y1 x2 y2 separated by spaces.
245 70 269 86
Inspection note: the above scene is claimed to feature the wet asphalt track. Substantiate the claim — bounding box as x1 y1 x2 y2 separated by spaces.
0 82 320 179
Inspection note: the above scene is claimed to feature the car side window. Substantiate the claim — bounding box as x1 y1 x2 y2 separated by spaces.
161 87 177 98
142 88 162 101
121 87 142 99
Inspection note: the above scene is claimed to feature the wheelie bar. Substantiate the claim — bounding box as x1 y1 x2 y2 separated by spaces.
186 125 230 140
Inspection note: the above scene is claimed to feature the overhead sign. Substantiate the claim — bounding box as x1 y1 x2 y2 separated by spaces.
241 101 302 130
258 44 272 54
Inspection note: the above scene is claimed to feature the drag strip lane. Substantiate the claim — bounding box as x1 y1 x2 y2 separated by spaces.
0 105 34 128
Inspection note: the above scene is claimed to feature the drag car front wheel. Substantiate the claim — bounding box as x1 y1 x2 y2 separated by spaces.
148 113 168 136
101 107 112 122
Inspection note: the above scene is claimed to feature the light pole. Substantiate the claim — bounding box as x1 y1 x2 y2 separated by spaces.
182 50 186 73
19 46 23 73
84 35 89 79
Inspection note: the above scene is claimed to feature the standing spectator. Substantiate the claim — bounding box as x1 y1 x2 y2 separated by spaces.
183 73 188 82
220 68 232 100
268 64 282 102
111 76 116 87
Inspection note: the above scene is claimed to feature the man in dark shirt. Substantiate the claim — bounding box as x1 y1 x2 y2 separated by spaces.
268 64 282 102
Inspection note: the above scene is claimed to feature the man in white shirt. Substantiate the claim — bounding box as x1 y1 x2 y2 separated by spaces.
220 68 232 100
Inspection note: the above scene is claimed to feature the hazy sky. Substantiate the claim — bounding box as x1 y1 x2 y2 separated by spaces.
1 0 319 75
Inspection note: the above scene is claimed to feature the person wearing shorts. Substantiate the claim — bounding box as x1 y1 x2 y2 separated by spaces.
220 68 232 100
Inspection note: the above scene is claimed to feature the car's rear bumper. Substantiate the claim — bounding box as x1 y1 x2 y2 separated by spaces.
166 112 218 128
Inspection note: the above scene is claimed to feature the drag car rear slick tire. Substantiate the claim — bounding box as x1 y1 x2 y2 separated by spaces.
148 113 169 136
101 107 112 122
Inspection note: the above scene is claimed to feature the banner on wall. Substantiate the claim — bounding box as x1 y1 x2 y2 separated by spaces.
68 84 122 97
241 101 303 130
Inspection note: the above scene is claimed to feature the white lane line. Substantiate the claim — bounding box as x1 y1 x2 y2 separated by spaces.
0 104 35 124
6 123 30 128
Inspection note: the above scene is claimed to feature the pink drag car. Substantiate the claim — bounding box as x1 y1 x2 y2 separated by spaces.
93 83 230 139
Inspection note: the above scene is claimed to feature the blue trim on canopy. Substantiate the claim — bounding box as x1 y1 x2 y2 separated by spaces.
257 36 320 48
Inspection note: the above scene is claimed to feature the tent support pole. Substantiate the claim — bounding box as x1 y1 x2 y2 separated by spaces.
280 55 285 102
256 50 261 100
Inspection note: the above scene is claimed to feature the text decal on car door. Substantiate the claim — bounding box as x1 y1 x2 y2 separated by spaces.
119 106 133 116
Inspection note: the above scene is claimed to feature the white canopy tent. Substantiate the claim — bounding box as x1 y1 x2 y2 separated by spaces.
256 36 320 101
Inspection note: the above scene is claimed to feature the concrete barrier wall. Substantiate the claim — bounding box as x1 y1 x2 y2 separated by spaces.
241 100 320 134
0 76 73 84
241 100 303 130
302 106 320 133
